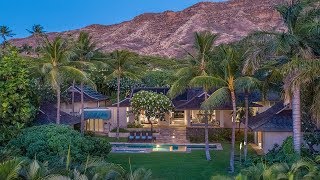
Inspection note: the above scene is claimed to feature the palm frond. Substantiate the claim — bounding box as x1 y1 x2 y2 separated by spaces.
202 87 230 109
189 76 226 92
235 76 261 92
0 158 24 180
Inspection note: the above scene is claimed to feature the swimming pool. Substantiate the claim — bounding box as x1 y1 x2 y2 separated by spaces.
111 143 222 153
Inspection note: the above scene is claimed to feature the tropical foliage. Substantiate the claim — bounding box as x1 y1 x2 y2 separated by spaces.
131 90 173 131
4 125 111 165
0 50 37 126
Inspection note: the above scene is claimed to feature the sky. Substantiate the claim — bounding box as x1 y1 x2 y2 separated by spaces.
1 0 224 39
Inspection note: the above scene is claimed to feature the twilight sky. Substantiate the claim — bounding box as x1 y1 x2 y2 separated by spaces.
1 0 224 39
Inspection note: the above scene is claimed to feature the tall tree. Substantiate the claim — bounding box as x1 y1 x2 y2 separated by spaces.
106 50 140 140
0 26 15 48
70 31 102 133
26 24 45 36
169 31 219 161
39 37 90 124
27 24 45 56
203 45 243 173
243 0 320 154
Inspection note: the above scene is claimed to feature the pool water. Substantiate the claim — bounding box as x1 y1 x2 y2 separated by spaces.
111 143 218 153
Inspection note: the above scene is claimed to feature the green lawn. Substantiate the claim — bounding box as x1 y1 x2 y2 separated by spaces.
107 142 256 180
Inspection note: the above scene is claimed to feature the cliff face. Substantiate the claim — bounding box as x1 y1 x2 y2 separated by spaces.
10 0 285 58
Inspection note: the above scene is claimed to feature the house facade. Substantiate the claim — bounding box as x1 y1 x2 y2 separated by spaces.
105 87 280 131
60 85 111 116
248 101 293 154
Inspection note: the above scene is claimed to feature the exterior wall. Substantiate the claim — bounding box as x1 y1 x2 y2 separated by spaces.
262 131 293 154
107 107 130 131
61 101 100 115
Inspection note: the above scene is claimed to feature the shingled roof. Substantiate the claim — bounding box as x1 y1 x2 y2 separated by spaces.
113 87 279 110
67 85 109 102
34 103 80 125
248 101 293 132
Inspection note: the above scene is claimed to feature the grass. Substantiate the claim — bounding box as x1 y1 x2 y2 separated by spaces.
107 142 257 180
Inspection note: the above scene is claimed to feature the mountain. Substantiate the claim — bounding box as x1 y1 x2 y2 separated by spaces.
10 0 285 58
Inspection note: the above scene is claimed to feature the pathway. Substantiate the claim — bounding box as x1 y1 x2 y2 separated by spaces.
155 126 189 144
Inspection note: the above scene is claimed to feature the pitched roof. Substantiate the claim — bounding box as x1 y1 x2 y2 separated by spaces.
67 85 109 102
175 93 263 110
113 87 276 109
34 103 80 125
113 87 203 107
248 101 293 132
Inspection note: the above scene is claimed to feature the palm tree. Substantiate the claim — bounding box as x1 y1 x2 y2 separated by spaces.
40 36 91 124
27 24 45 57
26 24 45 36
70 31 104 133
106 50 140 140
203 45 243 173
243 0 320 154
168 31 219 161
0 158 24 180
235 76 261 161
0 26 15 49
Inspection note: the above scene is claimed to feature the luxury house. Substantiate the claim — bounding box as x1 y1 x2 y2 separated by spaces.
248 101 293 154
35 85 111 130
106 87 281 129
35 85 297 154
61 85 111 116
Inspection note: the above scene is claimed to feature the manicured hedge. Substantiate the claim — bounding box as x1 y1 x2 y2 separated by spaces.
6 124 111 164
186 127 254 143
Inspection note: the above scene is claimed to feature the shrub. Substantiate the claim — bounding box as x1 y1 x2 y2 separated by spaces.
127 122 143 128
5 125 111 165
265 136 300 165
110 128 129 133
187 128 254 143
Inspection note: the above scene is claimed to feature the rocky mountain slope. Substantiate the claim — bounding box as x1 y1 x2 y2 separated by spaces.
10 0 286 58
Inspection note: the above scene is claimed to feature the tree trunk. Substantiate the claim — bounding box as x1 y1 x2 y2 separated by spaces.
80 82 85 134
72 80 75 115
56 87 61 124
244 90 249 161
230 90 237 173
148 117 153 134
116 75 121 140
292 85 301 155
204 91 211 161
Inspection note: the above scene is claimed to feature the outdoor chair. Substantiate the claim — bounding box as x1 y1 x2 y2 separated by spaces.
135 132 141 141
128 132 135 142
141 131 147 141
147 131 156 142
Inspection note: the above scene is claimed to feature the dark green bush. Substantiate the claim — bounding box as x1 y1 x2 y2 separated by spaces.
265 136 300 165
6 125 111 164
110 128 129 133
127 122 143 128
188 128 254 143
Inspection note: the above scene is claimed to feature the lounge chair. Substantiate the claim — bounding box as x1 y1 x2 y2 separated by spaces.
135 132 141 141
141 131 147 141
147 131 156 142
128 132 135 142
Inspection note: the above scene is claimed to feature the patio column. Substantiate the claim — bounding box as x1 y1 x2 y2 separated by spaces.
184 110 191 126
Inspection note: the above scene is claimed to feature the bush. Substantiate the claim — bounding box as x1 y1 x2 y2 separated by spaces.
110 128 129 133
127 122 143 128
5 125 111 165
265 136 299 165
187 128 254 143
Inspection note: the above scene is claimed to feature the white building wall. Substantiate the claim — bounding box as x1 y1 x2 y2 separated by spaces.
262 132 293 154
61 102 99 115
